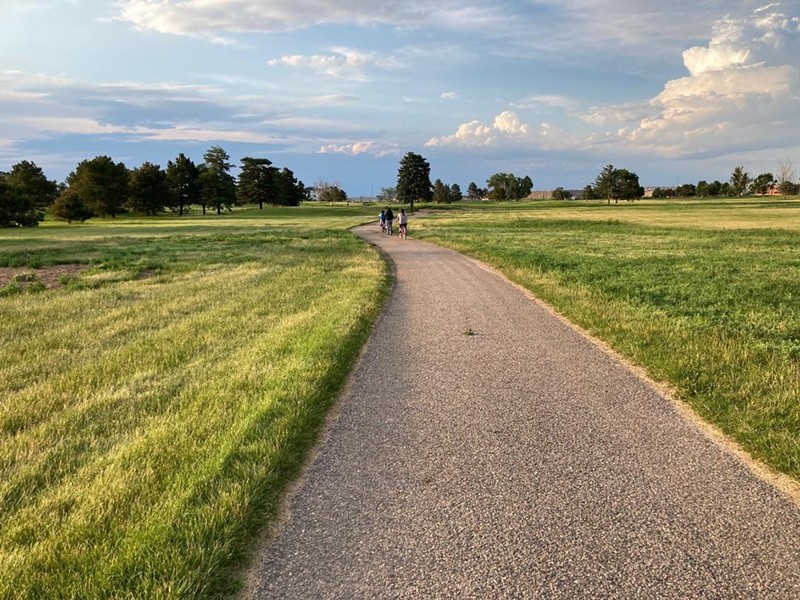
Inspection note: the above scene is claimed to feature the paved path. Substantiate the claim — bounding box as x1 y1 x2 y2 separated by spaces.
245 223 800 598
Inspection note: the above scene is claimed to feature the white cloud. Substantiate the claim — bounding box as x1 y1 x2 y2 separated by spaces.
13 115 279 144
0 71 315 153
303 95 358 106
425 110 568 150
426 5 800 164
319 141 400 158
513 95 579 111
616 5 800 157
117 0 502 36
268 48 398 80
440 92 458 100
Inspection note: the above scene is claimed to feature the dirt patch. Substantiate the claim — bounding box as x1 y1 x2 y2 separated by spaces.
0 264 89 290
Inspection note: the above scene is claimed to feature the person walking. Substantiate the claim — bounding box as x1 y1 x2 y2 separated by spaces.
398 208 408 239
379 210 386 232
384 207 394 236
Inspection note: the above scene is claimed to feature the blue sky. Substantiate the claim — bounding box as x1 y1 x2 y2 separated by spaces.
1 1 799 196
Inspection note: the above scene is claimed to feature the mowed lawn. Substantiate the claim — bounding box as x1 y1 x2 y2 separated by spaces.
414 198 800 482
0 206 387 598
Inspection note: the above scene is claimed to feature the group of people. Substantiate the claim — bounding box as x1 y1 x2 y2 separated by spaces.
379 208 408 239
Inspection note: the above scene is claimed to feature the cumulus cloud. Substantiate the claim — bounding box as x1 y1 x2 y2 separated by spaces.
580 4 800 158
425 110 570 150
441 92 458 100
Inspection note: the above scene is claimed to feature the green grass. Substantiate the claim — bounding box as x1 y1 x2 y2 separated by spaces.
0 204 388 598
414 198 800 480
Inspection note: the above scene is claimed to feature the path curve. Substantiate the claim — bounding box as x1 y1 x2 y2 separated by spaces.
244 222 800 598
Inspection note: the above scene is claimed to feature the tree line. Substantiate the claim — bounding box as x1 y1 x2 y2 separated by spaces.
392 153 800 207
0 146 308 227
649 163 799 199
394 152 535 208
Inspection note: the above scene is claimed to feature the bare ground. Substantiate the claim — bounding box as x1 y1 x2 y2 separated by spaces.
0 264 89 290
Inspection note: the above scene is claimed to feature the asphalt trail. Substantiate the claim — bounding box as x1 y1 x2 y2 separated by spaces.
244 222 800 598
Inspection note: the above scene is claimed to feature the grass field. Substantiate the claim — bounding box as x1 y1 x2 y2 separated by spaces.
413 198 800 482
3 198 799 597
0 205 387 598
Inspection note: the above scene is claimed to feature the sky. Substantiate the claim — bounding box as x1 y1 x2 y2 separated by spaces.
1 1 799 196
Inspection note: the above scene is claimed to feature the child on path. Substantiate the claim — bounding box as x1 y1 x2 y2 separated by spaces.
384 207 394 235
379 210 386 232
398 209 408 239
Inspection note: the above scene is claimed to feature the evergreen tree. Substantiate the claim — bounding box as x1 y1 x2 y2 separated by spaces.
274 167 304 206
0 177 43 227
166 153 199 216
467 182 482 200
128 162 170 215
396 152 432 211
66 156 129 217
199 146 236 215
593 164 642 204
5 161 57 211
238 157 277 209
432 179 449 203
52 188 93 223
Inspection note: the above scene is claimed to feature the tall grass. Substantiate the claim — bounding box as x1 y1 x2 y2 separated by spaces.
0 206 387 598
414 199 800 481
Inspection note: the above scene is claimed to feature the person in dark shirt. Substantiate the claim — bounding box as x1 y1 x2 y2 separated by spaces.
384 207 394 235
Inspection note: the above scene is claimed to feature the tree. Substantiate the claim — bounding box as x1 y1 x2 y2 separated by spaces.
238 157 277 209
0 177 43 227
675 183 696 198
66 156 129 217
396 152 432 211
780 181 800 196
777 160 796 196
696 180 710 198
127 162 170 215
199 146 236 215
274 167 305 206
317 184 348 203
749 172 775 195
707 180 723 197
166 153 199 216
5 161 57 211
432 179 450 203
581 185 597 200
51 188 93 223
730 165 750 196
593 164 641 204
552 187 572 200
466 182 484 200
486 173 533 201
449 183 462 202
377 186 397 202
